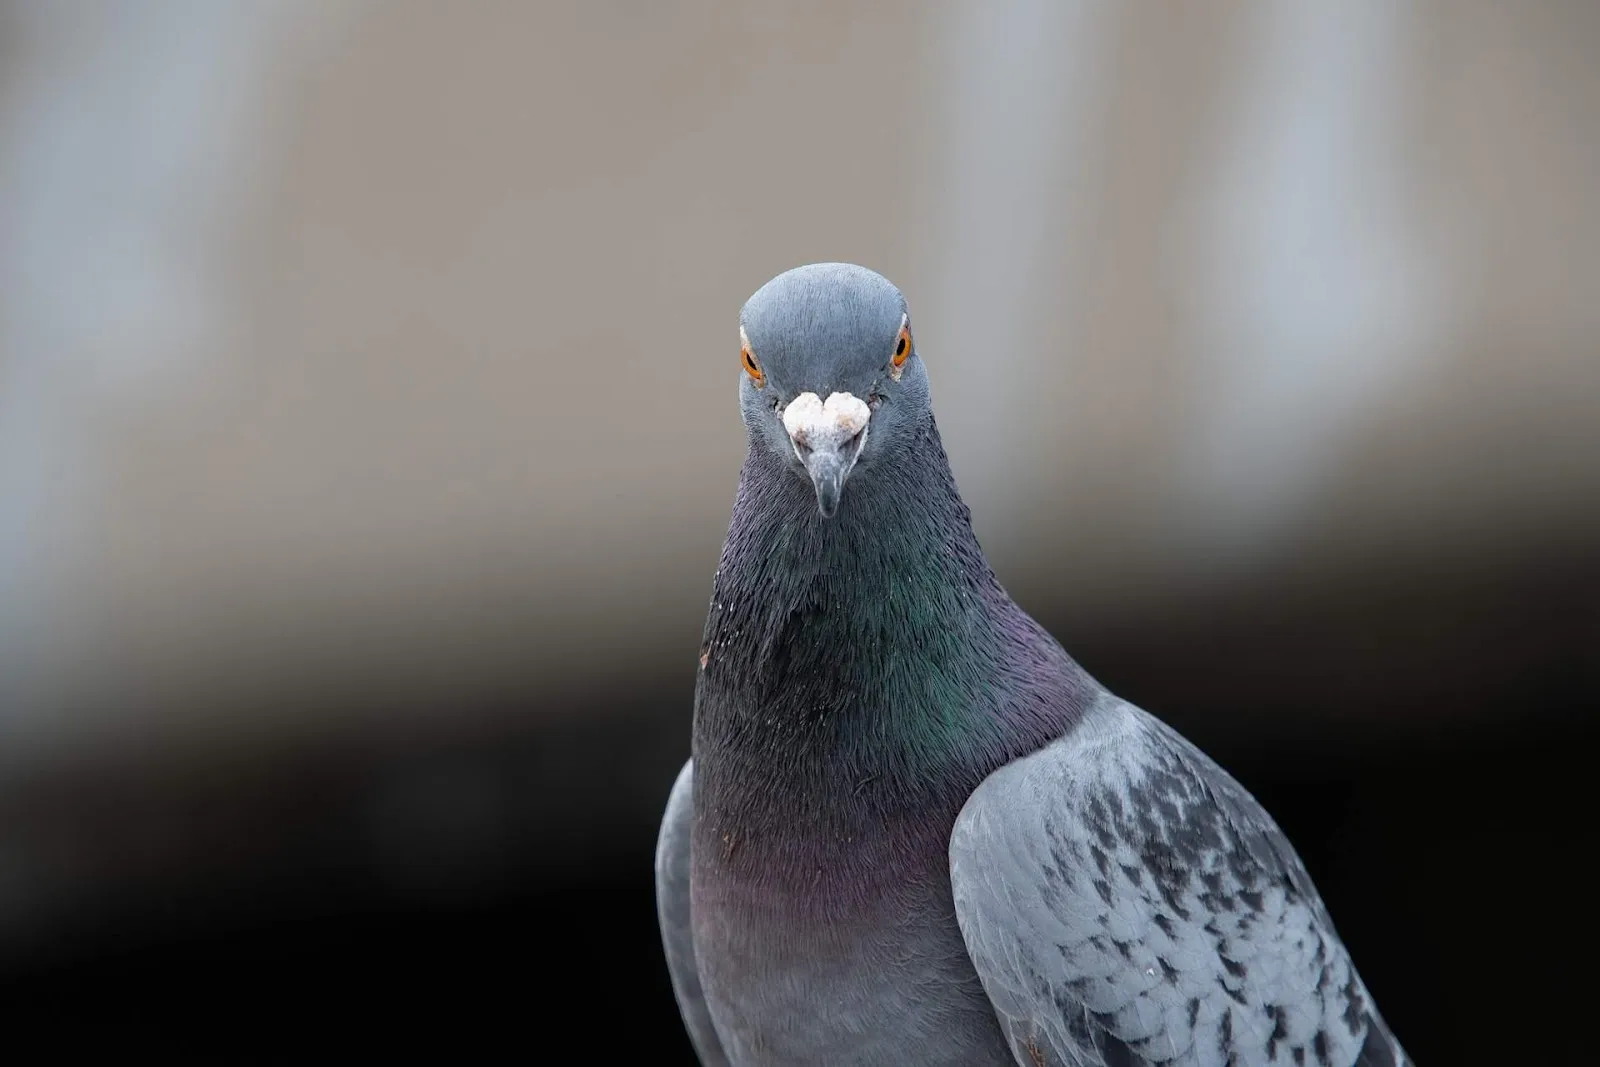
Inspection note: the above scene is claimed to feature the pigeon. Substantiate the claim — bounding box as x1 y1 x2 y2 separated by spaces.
655 263 1410 1067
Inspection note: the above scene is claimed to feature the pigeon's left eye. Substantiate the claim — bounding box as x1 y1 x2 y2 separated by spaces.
893 321 913 369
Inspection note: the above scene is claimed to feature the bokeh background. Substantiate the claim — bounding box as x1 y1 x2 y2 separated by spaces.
2 1 1596 1060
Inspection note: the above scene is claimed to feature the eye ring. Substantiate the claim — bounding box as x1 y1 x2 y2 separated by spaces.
890 317 913 378
741 345 764 386
739 327 765 388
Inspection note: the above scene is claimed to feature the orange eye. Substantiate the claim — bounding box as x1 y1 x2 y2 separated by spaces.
892 321 913 369
741 342 765 387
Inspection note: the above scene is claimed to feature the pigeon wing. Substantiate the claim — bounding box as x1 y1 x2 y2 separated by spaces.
949 697 1408 1067
655 759 732 1067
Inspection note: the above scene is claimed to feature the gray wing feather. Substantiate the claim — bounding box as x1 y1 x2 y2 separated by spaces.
950 697 1408 1067
655 759 731 1067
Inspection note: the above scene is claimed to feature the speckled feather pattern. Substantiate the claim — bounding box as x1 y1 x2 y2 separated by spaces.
950 695 1410 1067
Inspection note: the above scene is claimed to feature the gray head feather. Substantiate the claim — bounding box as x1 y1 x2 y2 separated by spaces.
737 263 931 516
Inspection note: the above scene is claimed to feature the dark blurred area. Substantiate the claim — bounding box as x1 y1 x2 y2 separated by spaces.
1 2 1596 1062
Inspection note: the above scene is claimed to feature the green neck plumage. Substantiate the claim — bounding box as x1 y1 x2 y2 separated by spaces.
693 416 1032 794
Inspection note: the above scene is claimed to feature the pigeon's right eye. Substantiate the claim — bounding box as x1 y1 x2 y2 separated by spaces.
741 342 765 388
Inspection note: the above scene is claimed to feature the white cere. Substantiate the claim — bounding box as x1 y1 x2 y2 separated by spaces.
781 391 871 449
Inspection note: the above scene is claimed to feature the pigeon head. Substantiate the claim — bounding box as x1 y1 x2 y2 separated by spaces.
737 263 930 518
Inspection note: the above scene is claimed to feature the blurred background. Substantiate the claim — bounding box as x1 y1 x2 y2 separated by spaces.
1 0 1596 1060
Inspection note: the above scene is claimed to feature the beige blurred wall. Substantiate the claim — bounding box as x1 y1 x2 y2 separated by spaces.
1 0 1596 742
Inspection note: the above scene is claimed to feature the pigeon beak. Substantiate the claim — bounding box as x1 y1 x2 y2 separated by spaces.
782 391 872 519
804 447 853 519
